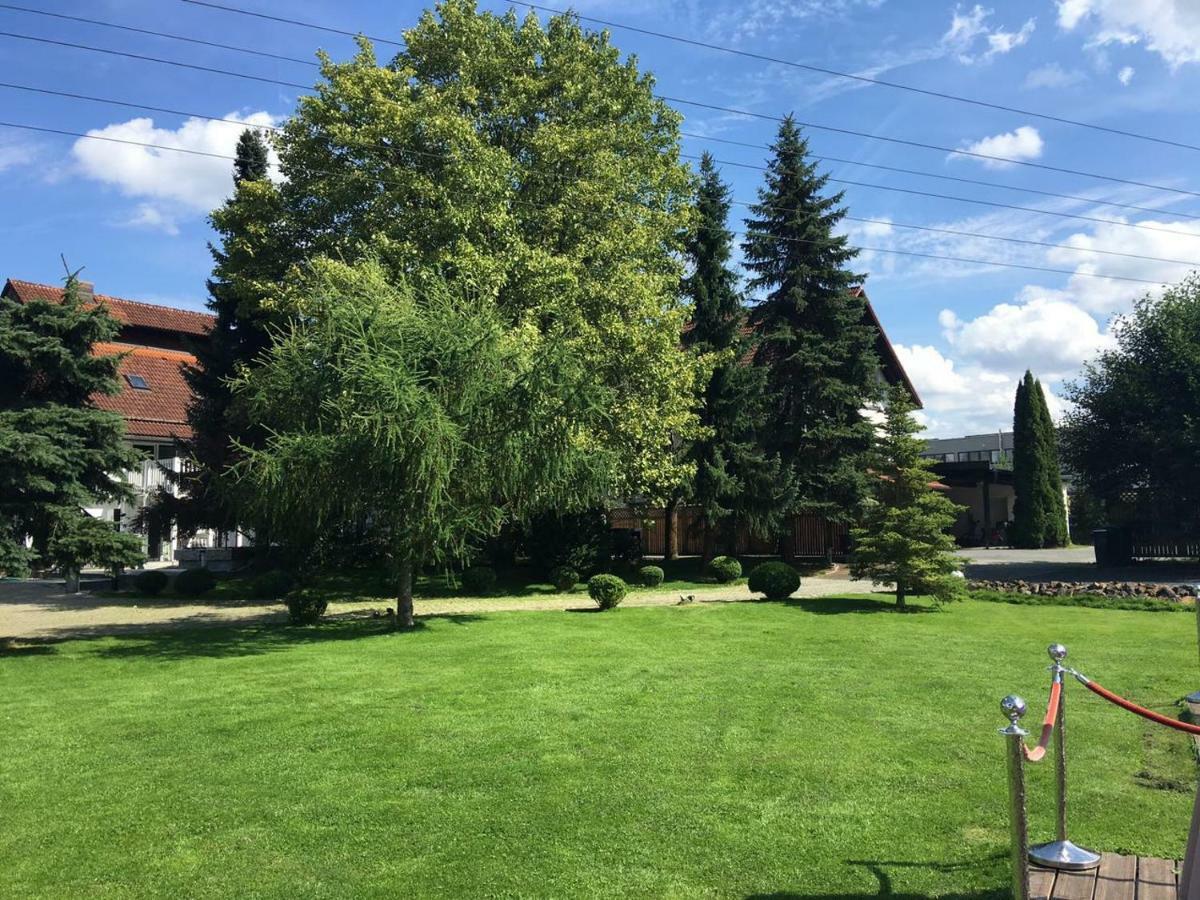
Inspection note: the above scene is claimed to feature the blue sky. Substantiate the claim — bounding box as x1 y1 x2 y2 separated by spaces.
2 0 1199 435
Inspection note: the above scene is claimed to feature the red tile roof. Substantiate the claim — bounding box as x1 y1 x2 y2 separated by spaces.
3 279 213 337
92 343 195 440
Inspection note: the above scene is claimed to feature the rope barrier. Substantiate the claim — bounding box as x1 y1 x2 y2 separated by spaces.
1023 679 1061 762
1069 669 1200 736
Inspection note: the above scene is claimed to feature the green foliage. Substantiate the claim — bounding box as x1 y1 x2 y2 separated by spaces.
522 509 612 576
747 561 801 600
706 555 742 584
285 590 328 625
0 271 144 574
461 566 498 595
132 570 169 596
1011 371 1067 548
850 386 965 607
548 565 580 592
587 573 627 610
742 116 880 521
230 258 611 626
971 589 1192 614
682 153 794 550
637 565 665 587
1063 275 1200 533
250 569 295 600
174 567 217 597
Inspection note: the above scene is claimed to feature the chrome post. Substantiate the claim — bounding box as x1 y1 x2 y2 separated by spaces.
1029 644 1101 871
1001 694 1030 900
1187 584 1200 704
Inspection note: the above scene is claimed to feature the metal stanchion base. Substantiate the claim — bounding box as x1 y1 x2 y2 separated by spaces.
1029 840 1102 871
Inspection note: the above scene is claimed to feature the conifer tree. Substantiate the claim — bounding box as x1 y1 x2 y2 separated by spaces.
175 129 284 540
682 153 792 558
1032 375 1069 546
741 116 879 532
1011 371 1067 547
0 271 144 580
850 386 964 608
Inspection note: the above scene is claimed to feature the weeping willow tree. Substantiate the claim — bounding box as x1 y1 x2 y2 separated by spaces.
230 258 613 626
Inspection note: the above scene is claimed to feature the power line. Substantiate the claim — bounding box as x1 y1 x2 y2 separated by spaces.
180 0 402 47
1 119 1187 286
164 3 1200 200
0 30 310 90
693 154 1200 239
682 131 1200 222
510 2 1200 154
5 79 1197 247
0 3 318 66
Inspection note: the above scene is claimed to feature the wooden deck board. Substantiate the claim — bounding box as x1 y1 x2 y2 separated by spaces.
1029 853 1178 900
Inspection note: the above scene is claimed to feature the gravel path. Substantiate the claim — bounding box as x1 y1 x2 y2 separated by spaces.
0 571 879 642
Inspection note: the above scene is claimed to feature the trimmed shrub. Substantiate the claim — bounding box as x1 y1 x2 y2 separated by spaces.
285 591 328 625
133 569 169 596
549 565 580 592
587 574 627 610
637 565 665 588
707 555 742 584
461 565 498 595
748 561 801 600
251 569 295 600
174 566 217 597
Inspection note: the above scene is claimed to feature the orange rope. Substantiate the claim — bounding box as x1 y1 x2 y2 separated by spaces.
1023 679 1061 762
1079 676 1200 735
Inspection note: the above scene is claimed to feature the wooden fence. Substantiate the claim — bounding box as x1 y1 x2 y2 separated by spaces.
608 507 850 560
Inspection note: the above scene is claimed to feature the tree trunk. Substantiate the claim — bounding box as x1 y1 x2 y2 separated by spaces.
664 498 678 562
396 557 415 628
896 581 907 609
64 566 80 594
701 521 717 565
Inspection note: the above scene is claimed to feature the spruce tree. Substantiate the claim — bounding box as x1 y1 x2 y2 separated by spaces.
741 116 879 530
1032 376 1069 546
0 271 144 580
682 154 793 558
1011 370 1068 547
175 129 283 540
850 386 965 608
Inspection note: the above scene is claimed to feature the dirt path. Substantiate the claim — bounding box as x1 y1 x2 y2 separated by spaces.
0 573 878 642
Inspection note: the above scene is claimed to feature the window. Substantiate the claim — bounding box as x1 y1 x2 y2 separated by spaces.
125 373 150 391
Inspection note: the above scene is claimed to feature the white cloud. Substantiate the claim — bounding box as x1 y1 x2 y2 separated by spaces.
1117 64 1135 84
894 343 1019 436
0 134 36 172
942 5 1035 63
1023 62 1086 89
1056 0 1200 68
119 203 180 237
706 0 886 44
71 112 279 213
955 125 1044 168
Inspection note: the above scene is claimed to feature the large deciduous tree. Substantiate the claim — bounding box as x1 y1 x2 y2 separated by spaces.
741 116 879 536
850 386 964 608
1062 276 1200 533
682 153 793 560
1011 371 1068 548
0 272 144 581
230 258 611 627
222 0 703 505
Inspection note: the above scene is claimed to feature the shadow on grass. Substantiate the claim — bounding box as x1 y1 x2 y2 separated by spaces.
747 855 1007 899
782 595 941 615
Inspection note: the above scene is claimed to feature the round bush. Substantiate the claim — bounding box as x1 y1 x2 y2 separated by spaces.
549 565 580 592
587 574 627 610
637 565 665 588
748 561 801 600
285 591 328 625
133 569 169 596
707 555 742 584
461 565 498 595
174 566 217 597
251 569 295 600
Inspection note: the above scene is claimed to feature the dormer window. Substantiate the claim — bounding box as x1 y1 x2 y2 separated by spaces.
125 374 150 391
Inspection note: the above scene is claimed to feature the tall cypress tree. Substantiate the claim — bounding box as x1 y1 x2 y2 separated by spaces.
1032 376 1069 546
175 129 283 540
682 154 793 558
0 271 144 580
741 116 879 529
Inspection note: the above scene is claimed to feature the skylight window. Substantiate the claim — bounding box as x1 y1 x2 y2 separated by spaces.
125 374 150 391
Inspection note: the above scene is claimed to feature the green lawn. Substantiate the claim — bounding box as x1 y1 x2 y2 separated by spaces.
2 597 1196 898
